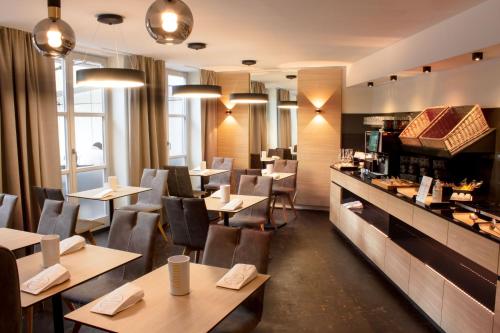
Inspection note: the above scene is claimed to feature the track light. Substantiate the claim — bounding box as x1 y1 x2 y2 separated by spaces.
390 75 397 82
423 66 431 73
472 52 483 62
367 82 374 87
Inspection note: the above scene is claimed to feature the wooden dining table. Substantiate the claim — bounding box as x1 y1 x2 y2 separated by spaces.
65 263 270 333
0 227 42 251
189 169 230 191
204 194 268 226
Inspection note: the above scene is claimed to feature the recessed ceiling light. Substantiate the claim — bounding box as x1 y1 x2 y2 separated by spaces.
367 82 374 87
423 66 432 73
390 75 397 82
242 60 257 66
472 52 483 61
286 75 297 80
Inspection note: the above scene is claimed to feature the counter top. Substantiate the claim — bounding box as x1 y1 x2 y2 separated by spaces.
330 166 500 244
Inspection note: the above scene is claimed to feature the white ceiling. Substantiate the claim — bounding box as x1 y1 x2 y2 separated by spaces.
1 0 486 88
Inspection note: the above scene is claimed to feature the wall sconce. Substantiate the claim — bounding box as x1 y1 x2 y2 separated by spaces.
472 52 483 61
367 81 374 87
422 66 431 73
390 75 397 82
315 108 322 114
226 109 232 115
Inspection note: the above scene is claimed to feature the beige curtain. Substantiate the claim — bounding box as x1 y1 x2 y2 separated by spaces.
127 55 167 186
249 81 267 154
278 89 291 148
0 27 61 231
201 69 218 165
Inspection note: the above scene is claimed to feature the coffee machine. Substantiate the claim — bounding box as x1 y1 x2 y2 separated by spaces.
364 130 400 177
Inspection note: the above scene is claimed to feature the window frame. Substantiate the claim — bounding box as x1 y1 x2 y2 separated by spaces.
167 70 189 165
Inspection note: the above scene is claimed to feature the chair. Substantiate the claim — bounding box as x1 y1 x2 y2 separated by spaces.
231 169 262 194
37 200 79 240
0 246 22 333
32 187 103 244
163 166 195 198
202 226 271 333
229 175 272 231
63 210 158 332
281 148 293 160
204 157 234 192
250 153 261 169
0 194 17 229
267 148 278 158
163 197 210 262
118 169 169 241
271 160 298 221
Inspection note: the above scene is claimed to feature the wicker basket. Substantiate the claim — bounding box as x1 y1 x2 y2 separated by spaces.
419 105 489 154
399 106 450 146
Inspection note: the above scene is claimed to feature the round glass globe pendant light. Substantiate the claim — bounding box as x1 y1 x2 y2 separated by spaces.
32 0 75 58
145 0 194 45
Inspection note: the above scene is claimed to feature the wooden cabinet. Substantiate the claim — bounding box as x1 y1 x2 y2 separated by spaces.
363 224 387 269
340 206 365 251
384 240 411 294
412 207 448 245
441 280 494 333
409 257 445 325
493 282 500 333
367 186 389 210
386 196 413 225
330 182 341 226
447 222 499 274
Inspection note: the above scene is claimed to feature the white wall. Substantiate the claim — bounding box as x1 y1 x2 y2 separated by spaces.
187 70 202 168
267 88 278 148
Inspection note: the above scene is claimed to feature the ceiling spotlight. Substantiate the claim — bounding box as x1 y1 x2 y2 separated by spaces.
278 101 298 109
367 82 374 87
230 93 268 104
145 0 194 45
286 75 297 80
423 66 432 73
242 60 257 66
187 42 206 50
172 84 221 98
390 75 397 82
472 52 483 62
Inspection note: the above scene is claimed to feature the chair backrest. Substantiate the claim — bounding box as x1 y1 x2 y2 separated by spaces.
273 159 298 190
0 246 22 333
282 148 293 160
37 200 79 240
174 166 195 198
250 153 261 169
231 169 263 194
163 197 210 250
209 157 234 185
0 194 17 229
237 175 272 218
267 148 278 158
138 169 169 205
32 186 65 214
163 166 180 197
106 210 158 281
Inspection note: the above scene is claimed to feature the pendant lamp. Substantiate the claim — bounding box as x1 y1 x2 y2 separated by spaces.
145 0 194 45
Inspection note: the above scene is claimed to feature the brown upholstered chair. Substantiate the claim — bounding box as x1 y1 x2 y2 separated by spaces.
0 194 17 229
163 165 196 198
229 175 272 230
267 148 278 158
32 186 103 244
271 160 298 221
37 199 79 240
0 246 22 333
231 169 262 194
119 169 169 241
203 225 271 333
163 197 210 262
204 157 234 192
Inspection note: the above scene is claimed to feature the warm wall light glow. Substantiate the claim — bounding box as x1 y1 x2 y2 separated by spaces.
315 108 322 114
47 30 63 48
226 109 232 115
161 12 178 32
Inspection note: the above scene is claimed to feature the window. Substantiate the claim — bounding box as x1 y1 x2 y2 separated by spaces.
167 72 188 166
55 54 108 221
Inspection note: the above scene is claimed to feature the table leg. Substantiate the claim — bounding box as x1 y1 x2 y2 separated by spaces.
200 176 205 191
109 199 114 225
52 294 64 333
223 212 229 226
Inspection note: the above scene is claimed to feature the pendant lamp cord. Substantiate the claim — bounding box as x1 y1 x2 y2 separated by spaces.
80 22 101 65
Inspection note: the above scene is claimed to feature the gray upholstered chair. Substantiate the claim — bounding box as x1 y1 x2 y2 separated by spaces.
231 169 262 194
163 166 195 198
0 246 22 333
119 169 169 241
204 157 234 192
229 175 272 231
63 210 158 332
271 159 298 221
36 200 79 240
163 197 210 262
0 194 17 229
203 225 271 333
32 186 103 244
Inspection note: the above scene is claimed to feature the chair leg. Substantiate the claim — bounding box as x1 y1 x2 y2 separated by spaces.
63 300 82 333
259 224 265 231
85 231 96 245
23 306 33 333
280 195 288 222
157 221 169 242
269 214 278 230
194 250 200 263
271 195 277 215
287 193 298 218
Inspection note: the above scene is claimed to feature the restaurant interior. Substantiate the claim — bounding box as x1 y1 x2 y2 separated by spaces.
1 0 500 332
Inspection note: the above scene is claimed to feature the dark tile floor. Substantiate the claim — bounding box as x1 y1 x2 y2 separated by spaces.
33 210 438 332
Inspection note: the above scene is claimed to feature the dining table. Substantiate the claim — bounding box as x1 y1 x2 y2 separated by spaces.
189 168 230 191
204 194 268 226
0 227 42 251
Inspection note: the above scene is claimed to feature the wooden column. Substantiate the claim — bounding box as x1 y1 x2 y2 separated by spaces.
296 67 343 207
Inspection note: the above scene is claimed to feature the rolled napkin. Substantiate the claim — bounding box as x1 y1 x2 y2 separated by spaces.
210 189 222 198
216 264 258 290
60 235 86 256
93 188 114 199
90 283 144 316
261 169 268 175
21 264 70 295
271 155 280 160
221 199 243 211
342 201 363 210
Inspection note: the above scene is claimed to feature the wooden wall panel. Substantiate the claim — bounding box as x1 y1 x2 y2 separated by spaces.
216 72 250 169
297 67 343 207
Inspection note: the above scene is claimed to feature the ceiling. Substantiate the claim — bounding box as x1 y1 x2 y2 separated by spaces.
1 0 486 88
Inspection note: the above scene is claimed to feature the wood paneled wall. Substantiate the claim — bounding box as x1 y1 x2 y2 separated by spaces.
216 72 250 169
296 67 343 207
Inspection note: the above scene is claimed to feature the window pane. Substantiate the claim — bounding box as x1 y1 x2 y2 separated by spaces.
76 170 106 220
58 116 68 170
75 116 104 167
73 61 104 113
55 59 65 113
169 117 185 156
61 175 69 196
168 99 186 115
168 156 186 166
168 75 186 86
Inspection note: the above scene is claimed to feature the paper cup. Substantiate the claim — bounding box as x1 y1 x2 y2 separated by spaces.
266 164 274 174
261 151 267 158
201 161 207 170
41 235 60 268
220 185 230 203
108 176 118 191
168 255 190 296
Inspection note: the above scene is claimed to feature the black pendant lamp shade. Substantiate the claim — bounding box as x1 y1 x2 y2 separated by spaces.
230 93 268 104
278 101 298 109
32 0 75 58
76 68 145 88
172 84 222 98
145 0 194 45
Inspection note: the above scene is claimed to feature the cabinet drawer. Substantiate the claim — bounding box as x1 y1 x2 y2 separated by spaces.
364 224 387 269
331 169 347 188
409 257 444 325
412 207 448 245
387 196 413 225
441 280 494 333
384 240 411 294
340 206 365 251
447 222 499 273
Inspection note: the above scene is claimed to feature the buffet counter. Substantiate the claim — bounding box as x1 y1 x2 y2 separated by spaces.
329 166 500 333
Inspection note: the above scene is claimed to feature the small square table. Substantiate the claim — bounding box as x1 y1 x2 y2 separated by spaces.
0 228 42 251
262 172 296 181
18 244 141 333
65 263 270 333
189 169 230 191
204 194 268 226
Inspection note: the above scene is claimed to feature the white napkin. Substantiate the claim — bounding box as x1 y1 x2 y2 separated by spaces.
261 169 268 175
271 173 280 180
271 156 280 160
216 264 258 290
221 199 243 211
60 235 86 256
342 201 363 210
21 264 70 295
91 283 144 316
210 189 222 198
93 188 114 199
